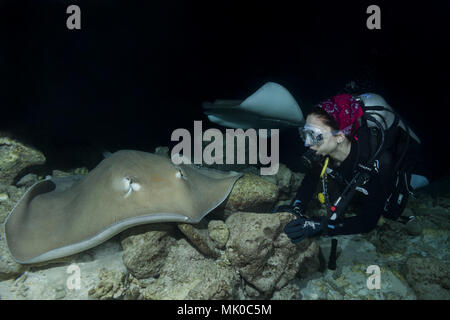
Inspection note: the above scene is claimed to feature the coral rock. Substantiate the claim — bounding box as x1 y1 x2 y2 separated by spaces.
0 136 45 186
404 256 450 299
225 174 279 213
0 228 27 280
261 163 304 201
88 268 129 300
140 239 240 300
208 220 229 249
177 223 220 258
120 224 177 279
225 211 320 297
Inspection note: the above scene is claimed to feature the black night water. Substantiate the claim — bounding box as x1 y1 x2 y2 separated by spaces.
1 1 449 182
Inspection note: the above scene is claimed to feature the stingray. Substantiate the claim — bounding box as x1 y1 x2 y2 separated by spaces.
203 82 305 131
4 150 243 264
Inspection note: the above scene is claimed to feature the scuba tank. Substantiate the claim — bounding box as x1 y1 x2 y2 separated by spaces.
358 93 421 144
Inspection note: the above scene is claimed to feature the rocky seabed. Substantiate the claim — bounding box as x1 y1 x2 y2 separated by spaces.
0 140 448 299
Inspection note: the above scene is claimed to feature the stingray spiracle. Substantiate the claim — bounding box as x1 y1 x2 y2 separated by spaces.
175 167 187 180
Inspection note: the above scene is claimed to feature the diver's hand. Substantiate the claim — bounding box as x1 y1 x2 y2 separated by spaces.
272 199 304 217
284 216 323 243
272 204 303 217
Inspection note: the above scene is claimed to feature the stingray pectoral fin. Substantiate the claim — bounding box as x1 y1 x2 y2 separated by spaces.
178 164 243 223
4 178 57 263
206 115 298 137
240 82 304 122
12 213 190 264
207 114 257 129
203 82 305 129
202 100 243 109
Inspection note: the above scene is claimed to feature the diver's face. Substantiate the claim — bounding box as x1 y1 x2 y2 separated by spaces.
304 114 339 156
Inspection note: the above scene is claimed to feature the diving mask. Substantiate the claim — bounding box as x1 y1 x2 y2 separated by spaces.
299 124 338 147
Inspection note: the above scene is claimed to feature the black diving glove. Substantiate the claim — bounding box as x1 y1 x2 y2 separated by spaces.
272 200 303 218
284 216 324 243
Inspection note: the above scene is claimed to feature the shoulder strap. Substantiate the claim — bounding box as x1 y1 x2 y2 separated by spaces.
328 124 381 222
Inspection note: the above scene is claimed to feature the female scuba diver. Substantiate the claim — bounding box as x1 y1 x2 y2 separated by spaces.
273 93 431 244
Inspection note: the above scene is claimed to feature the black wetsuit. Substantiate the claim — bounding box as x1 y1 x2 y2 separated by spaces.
294 124 402 236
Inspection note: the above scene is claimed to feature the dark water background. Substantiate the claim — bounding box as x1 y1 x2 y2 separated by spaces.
1 1 449 181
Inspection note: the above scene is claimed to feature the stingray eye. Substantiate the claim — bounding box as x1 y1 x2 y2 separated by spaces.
123 176 141 198
123 177 131 189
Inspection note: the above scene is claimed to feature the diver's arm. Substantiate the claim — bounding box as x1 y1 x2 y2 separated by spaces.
292 164 322 210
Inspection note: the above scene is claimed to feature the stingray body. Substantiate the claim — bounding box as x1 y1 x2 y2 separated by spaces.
4 150 242 264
